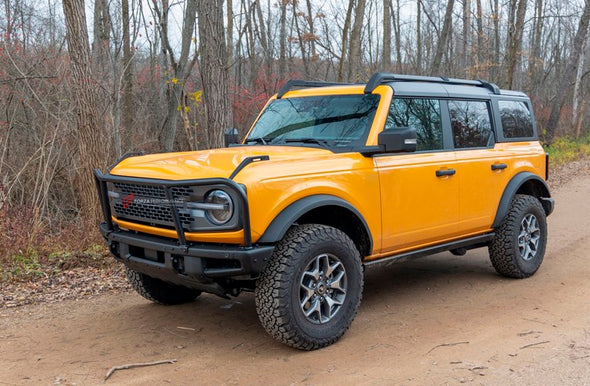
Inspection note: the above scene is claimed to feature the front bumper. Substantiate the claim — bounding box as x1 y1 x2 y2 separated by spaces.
100 223 274 296
94 169 274 296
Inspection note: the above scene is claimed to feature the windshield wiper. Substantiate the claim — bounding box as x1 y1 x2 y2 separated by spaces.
277 138 332 148
245 137 270 145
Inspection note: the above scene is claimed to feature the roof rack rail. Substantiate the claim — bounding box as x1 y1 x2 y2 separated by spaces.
364 72 500 95
277 79 349 99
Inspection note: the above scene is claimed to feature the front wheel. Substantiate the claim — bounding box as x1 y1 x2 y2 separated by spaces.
489 194 548 278
255 224 363 350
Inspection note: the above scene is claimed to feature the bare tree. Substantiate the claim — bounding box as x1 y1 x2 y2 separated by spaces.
348 0 367 80
155 0 198 152
92 0 112 70
474 0 484 77
416 0 422 73
278 0 288 77
461 0 471 77
120 0 133 158
62 0 105 216
431 0 455 75
197 0 233 148
382 0 392 70
504 0 527 89
338 0 354 81
545 0 590 143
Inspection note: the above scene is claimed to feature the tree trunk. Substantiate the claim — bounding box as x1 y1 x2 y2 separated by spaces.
490 0 500 82
227 0 234 65
504 0 527 89
278 0 287 78
527 0 543 92
461 0 471 77
92 0 111 70
254 0 271 73
430 0 454 75
337 0 354 82
545 1 590 143
305 0 317 58
121 0 133 157
572 25 589 136
393 0 402 72
158 0 198 152
416 0 422 73
293 2 310 77
382 0 392 70
348 0 367 81
62 0 105 217
197 0 233 148
475 0 484 78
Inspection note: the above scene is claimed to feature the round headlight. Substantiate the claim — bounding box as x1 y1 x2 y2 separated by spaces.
204 190 234 225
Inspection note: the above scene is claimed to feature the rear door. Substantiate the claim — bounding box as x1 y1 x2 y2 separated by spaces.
449 99 511 234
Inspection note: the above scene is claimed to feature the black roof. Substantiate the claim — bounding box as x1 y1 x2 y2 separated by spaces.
277 72 527 99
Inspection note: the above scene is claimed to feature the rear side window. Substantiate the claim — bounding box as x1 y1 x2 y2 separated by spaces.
449 100 493 149
498 100 534 138
386 98 443 151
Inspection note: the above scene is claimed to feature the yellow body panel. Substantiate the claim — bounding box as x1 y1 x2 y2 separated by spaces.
373 150 460 252
108 84 548 260
453 142 546 235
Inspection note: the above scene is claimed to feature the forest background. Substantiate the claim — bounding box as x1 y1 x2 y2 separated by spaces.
0 0 589 279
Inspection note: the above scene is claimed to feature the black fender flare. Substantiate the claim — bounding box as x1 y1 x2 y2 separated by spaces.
258 194 373 253
492 172 551 228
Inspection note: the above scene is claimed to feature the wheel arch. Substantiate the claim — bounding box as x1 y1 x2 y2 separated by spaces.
258 195 373 257
492 172 552 229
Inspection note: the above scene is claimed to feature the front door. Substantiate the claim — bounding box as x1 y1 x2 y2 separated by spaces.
375 97 460 254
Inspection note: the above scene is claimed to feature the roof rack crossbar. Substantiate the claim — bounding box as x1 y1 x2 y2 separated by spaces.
277 79 348 99
364 73 500 95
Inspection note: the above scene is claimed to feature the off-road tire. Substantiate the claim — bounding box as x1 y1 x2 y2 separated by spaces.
255 224 363 350
126 267 201 305
489 194 547 278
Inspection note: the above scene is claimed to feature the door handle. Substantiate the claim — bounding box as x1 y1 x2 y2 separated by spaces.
491 163 507 171
436 169 456 177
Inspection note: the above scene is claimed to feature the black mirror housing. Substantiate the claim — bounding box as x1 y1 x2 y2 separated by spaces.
377 127 417 153
224 128 240 147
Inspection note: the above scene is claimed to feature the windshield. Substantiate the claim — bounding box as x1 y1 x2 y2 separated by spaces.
245 94 380 148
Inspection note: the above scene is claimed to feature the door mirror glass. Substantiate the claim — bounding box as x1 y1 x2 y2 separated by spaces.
377 127 417 153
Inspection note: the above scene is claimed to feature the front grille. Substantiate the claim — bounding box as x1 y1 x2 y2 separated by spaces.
110 182 195 229
113 182 192 200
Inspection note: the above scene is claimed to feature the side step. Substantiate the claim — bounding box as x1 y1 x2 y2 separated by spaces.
364 233 494 267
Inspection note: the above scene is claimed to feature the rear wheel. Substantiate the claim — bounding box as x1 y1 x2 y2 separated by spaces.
255 224 363 350
489 194 547 278
126 268 201 305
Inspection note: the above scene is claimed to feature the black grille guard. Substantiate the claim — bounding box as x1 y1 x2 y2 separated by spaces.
93 169 253 247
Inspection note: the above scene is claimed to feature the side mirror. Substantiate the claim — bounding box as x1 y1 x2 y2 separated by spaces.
224 128 240 147
377 127 417 153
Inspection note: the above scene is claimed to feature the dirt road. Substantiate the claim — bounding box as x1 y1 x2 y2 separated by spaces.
2 174 590 385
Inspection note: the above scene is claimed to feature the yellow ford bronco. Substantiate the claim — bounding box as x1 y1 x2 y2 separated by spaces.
95 73 554 350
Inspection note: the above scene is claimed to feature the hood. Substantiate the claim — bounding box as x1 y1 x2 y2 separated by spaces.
109 146 333 180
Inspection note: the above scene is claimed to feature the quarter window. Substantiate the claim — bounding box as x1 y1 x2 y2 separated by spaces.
498 100 534 138
449 100 493 148
386 98 443 151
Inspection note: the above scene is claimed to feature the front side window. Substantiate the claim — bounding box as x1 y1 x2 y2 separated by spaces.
498 100 534 138
449 100 493 148
385 98 443 151
246 94 380 147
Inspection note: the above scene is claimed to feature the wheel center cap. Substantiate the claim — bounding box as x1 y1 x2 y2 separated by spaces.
317 283 326 295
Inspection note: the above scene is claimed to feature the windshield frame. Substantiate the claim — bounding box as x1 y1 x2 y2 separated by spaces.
242 85 393 152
